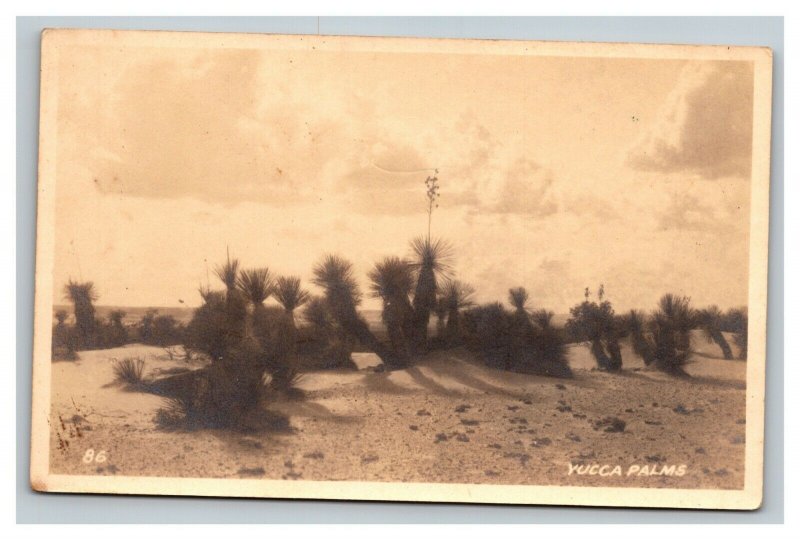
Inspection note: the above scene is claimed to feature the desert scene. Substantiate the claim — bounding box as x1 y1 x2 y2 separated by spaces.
40 32 756 494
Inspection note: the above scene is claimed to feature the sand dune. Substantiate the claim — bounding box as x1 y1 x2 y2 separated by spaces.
49 332 746 489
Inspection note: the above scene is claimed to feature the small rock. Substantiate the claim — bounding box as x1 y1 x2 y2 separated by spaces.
485 470 500 477
238 467 266 477
460 419 480 426
434 433 448 443
417 409 431 416
303 451 324 460
454 433 470 442
409 425 419 431
455 404 471 413
488 443 502 449
555 384 566 390
695 447 706 454
645 454 666 463
531 437 552 447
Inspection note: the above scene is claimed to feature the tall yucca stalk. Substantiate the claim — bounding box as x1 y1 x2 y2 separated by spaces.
440 279 475 346
369 257 415 358
313 254 398 367
697 305 733 360
63 279 98 349
409 236 452 353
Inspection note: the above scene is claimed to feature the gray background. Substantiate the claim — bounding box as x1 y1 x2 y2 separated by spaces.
16 16 784 524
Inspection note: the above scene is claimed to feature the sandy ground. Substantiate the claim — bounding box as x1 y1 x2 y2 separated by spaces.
48 331 746 489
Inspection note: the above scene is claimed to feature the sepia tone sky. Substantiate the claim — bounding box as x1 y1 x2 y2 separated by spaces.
51 39 754 313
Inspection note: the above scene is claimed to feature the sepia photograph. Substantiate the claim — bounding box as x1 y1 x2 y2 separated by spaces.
29 29 772 509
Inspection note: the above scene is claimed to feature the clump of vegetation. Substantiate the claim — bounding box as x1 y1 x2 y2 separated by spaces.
409 237 452 354
51 309 77 360
112 357 147 387
722 307 748 359
565 285 623 372
297 296 356 370
439 279 475 347
697 305 733 360
63 279 98 350
462 288 571 378
368 256 415 360
313 254 399 368
625 293 698 376
649 294 696 375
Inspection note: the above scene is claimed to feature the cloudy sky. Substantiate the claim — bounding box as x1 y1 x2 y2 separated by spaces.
51 38 754 313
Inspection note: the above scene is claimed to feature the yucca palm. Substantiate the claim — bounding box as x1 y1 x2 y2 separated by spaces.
531 309 554 329
213 253 246 345
236 267 274 306
508 287 530 314
368 257 415 359
658 293 696 351
440 279 475 345
63 279 98 349
313 254 397 367
650 293 696 375
627 309 654 365
697 305 733 359
409 237 452 353
274 276 310 318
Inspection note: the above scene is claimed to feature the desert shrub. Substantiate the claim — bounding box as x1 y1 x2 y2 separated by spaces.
368 256 415 359
565 286 622 372
462 301 571 378
313 254 398 368
722 307 748 359
63 280 98 350
51 310 77 360
697 305 733 360
409 237 453 354
185 290 229 360
648 294 696 376
440 279 475 347
113 357 146 386
296 296 357 370
626 309 655 365
463 303 512 369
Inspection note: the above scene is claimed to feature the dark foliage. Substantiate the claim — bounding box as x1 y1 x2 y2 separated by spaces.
313 254 399 368
112 357 146 387
63 279 98 350
697 305 733 360
565 287 622 372
368 256 415 359
462 300 571 378
409 237 452 354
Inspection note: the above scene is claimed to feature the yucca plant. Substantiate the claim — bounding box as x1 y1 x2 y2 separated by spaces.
112 357 146 387
214 252 247 346
63 279 98 350
409 236 452 353
626 309 655 365
697 305 733 360
565 286 621 372
368 257 415 359
313 254 398 368
274 276 310 319
649 293 696 375
237 267 274 307
302 295 355 368
658 293 697 352
440 279 475 346
107 309 128 347
507 287 537 371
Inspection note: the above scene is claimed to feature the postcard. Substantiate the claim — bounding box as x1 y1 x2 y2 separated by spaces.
30 29 772 509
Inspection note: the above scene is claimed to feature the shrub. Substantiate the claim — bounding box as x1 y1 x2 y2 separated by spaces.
565 286 622 372
113 357 146 386
649 294 696 375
